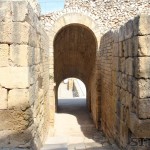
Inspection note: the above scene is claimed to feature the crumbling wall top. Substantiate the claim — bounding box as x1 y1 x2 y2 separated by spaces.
3 0 41 16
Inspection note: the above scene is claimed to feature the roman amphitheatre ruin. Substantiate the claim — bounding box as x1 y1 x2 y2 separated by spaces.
0 0 150 149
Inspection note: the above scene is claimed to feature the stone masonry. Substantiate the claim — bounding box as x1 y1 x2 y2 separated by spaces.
0 0 150 150
0 1 50 149
99 15 150 149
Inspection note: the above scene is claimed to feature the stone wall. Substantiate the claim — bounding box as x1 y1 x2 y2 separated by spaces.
65 0 150 33
99 15 150 149
90 68 101 129
99 30 115 139
41 0 149 36
40 1 150 149
42 12 100 120
3 0 40 16
0 1 50 149
0 0 149 149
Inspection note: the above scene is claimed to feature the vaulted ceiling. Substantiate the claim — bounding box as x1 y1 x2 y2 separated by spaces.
54 24 97 87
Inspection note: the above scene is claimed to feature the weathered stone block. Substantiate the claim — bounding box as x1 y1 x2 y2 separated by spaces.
0 67 30 88
0 88 7 109
8 89 30 111
132 36 139 56
0 22 37 47
9 44 36 67
133 15 150 36
138 35 150 56
12 1 30 22
128 112 150 137
138 79 150 98
0 44 9 67
0 1 12 22
0 22 25 44
10 1 39 26
0 110 29 130
138 98 150 119
135 57 150 78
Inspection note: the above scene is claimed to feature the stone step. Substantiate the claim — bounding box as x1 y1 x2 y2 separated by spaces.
40 135 114 150
41 137 68 150
41 144 68 150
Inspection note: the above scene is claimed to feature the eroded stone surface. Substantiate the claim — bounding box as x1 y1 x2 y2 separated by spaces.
0 1 50 149
8 89 30 111
138 98 150 119
10 45 34 67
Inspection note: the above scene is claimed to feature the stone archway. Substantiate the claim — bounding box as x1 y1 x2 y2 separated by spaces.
47 13 101 127
54 23 97 111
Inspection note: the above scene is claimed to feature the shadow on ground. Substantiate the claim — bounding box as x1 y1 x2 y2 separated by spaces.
53 98 115 150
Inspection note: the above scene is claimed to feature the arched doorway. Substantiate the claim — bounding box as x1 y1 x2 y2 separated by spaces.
58 78 86 99
54 23 97 112
57 78 87 113
54 78 99 147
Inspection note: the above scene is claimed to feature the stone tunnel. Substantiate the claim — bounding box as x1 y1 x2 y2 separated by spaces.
0 0 150 150
54 24 97 111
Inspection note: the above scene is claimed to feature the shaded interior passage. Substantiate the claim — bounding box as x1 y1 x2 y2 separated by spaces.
56 79 93 138
55 78 94 140
56 98 94 137
54 24 97 110
42 81 114 150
